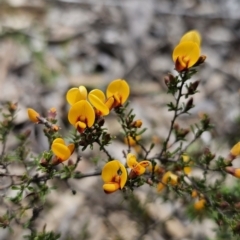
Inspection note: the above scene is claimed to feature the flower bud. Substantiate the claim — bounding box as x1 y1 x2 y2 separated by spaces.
194 55 207 66
194 198 206 211
187 80 200 95
184 98 194 112
230 142 240 158
225 166 240 178
27 108 40 123
131 120 142 128
191 189 198 198
8 102 18 113
48 107 57 119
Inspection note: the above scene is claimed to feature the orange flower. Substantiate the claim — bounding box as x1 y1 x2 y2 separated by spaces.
157 171 178 192
101 160 127 193
68 100 95 133
127 153 150 177
51 138 75 162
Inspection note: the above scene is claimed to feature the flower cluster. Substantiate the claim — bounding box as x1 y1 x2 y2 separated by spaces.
172 30 203 72
66 79 130 133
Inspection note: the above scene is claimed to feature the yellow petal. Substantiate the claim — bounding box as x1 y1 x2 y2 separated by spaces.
27 108 40 123
103 182 120 193
88 90 109 116
172 42 200 68
51 143 71 161
180 30 201 46
105 96 115 110
68 100 95 127
126 153 138 168
106 79 130 105
52 138 65 145
230 142 240 156
66 86 87 106
89 89 106 102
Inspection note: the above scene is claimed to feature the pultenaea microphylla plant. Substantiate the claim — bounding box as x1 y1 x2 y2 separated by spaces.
1 30 240 239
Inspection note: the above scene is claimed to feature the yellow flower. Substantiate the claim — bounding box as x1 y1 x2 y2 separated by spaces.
157 171 178 192
101 160 127 193
191 189 198 198
172 42 200 72
51 138 75 162
106 79 130 109
27 108 40 123
230 142 240 157
124 135 141 146
68 100 95 133
88 89 110 116
66 86 88 106
194 198 206 211
172 30 201 72
127 153 150 177
182 154 192 175
180 30 201 46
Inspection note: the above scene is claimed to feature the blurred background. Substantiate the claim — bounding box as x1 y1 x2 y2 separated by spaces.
1 0 240 239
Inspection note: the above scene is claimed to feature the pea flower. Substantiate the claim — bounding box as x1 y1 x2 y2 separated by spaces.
88 89 110 116
101 160 127 194
157 171 178 192
182 154 192 175
172 30 201 72
51 138 75 162
127 153 150 177
124 135 141 146
68 100 95 133
66 86 88 106
194 198 206 211
27 108 40 123
106 79 130 109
